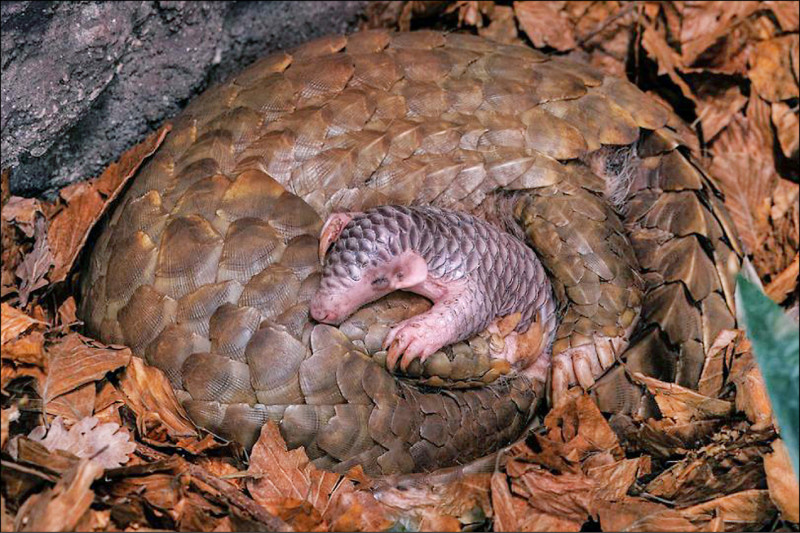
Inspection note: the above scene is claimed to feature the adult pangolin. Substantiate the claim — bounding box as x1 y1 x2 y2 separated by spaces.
81 30 743 476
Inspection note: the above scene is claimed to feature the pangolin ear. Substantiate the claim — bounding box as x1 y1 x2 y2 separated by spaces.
390 252 428 290
318 212 360 263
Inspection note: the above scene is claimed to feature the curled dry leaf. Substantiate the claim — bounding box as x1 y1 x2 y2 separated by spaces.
632 373 734 423
46 124 170 284
29 416 136 469
513 1 576 51
14 459 104 532
247 421 393 532
763 438 800 522
117 356 197 443
41 333 131 404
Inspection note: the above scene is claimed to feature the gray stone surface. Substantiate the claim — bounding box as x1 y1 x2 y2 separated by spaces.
1 1 368 196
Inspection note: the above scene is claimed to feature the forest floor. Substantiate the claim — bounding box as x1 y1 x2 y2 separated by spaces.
1 1 798 531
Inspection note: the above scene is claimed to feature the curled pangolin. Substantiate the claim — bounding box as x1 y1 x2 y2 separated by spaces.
80 30 744 476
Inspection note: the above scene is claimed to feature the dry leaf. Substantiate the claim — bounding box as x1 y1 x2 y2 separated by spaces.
733 363 774 430
46 124 170 283
633 373 734 423
479 5 520 45
697 329 745 397
695 85 747 141
118 356 197 443
765 252 799 303
766 0 800 31
771 101 800 158
644 432 769 506
15 217 54 306
1 331 46 367
0 303 46 345
56 296 78 326
28 416 136 469
710 111 777 255
247 421 393 532
45 382 96 424
597 497 697 532
41 333 131 404
1 405 19 450
514 1 576 51
763 438 800 522
749 35 800 102
14 459 103 532
1 196 43 238
680 489 777 531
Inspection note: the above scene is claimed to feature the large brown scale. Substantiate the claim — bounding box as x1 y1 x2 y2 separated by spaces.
80 30 743 477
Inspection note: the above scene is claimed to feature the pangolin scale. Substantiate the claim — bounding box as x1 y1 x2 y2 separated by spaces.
80 30 743 476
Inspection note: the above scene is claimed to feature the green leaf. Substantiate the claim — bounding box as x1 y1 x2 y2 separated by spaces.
737 275 799 477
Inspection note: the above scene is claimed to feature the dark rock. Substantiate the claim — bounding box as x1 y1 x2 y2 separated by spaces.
1 1 367 196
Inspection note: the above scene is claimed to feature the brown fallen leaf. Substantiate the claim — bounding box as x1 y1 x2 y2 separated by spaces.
14 458 104 532
514 1 576 51
247 421 393 532
766 0 800 31
733 363 774 430
695 85 747 141
644 430 770 506
763 439 800 522
508 460 595 525
46 124 170 284
597 497 698 532
1 196 43 238
44 381 96 424
632 373 734 423
15 216 54 306
117 356 197 443
28 416 136 469
0 303 46 345
492 471 583 532
41 333 131 404
710 110 778 255
749 35 800 102
697 329 746 398
771 101 800 159
765 252 799 303
56 296 78 326
479 4 520 45
374 471 492 531
1 330 46 368
680 489 777 531
1 405 19 450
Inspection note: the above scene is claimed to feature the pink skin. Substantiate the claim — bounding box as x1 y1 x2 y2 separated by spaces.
310 248 468 373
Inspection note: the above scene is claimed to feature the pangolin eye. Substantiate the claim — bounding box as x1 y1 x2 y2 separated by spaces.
371 276 388 287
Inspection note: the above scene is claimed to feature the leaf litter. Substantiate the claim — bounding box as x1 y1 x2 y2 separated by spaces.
1 2 798 531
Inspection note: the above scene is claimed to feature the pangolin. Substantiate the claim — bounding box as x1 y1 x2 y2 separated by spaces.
80 30 743 476
311 205 557 375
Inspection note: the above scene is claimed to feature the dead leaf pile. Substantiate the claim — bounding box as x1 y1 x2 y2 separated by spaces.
2 2 798 531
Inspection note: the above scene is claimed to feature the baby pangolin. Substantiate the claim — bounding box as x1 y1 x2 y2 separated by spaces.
310 205 558 376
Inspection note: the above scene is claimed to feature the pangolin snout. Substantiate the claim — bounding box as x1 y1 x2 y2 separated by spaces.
309 294 340 324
